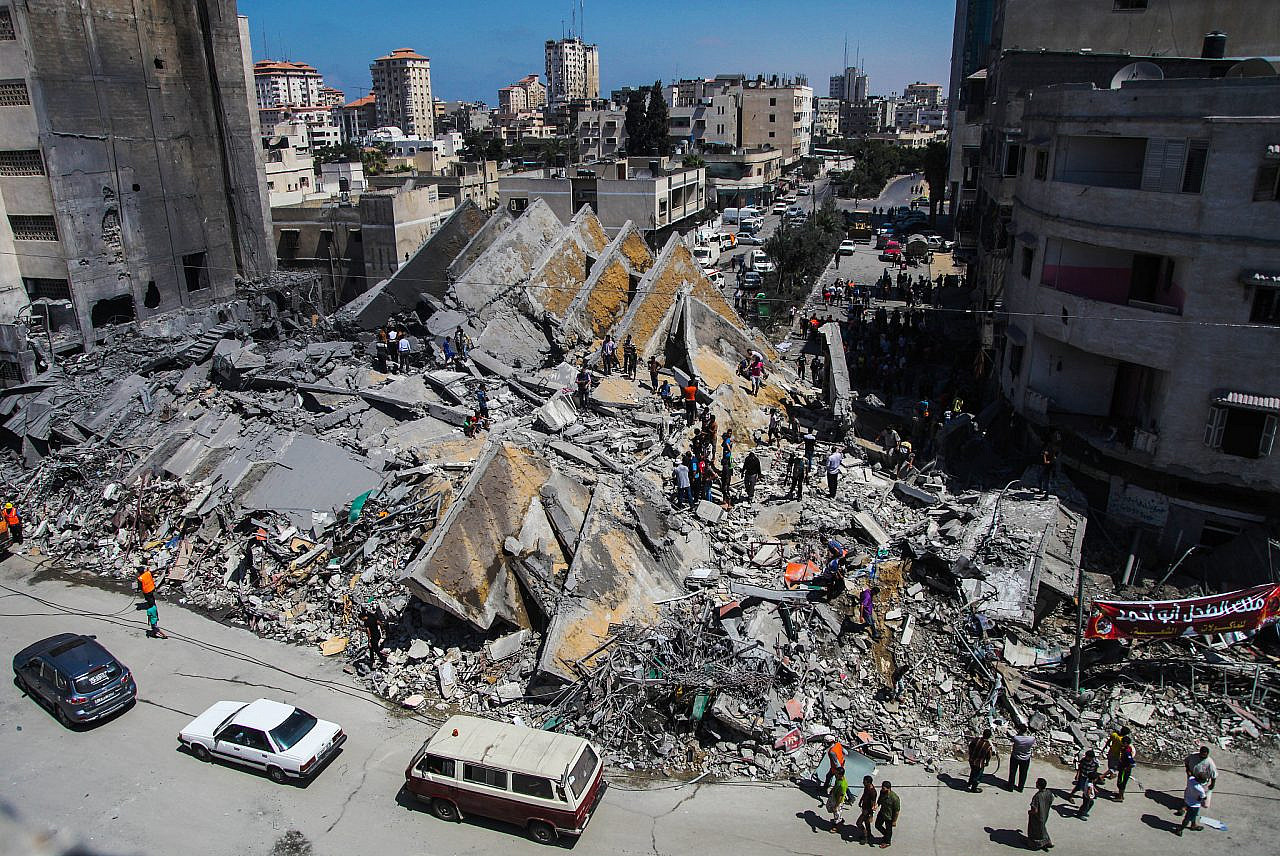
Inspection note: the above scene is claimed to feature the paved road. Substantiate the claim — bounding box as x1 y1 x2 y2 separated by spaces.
2 557 1277 856
834 172 922 215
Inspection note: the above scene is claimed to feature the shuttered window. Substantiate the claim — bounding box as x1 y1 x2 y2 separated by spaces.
1254 163 1280 201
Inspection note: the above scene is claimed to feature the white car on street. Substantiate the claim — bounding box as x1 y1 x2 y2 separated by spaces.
178 698 346 783
838 240 857 256
701 267 725 288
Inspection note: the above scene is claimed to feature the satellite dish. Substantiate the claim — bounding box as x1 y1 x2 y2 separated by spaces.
1226 58 1280 78
1110 61 1164 89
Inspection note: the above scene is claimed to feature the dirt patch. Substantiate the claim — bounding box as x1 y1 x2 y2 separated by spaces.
621 231 655 272
583 212 610 251
534 239 589 317
584 260 631 336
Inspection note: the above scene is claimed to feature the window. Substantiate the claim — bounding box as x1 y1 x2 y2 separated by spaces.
416 754 455 778
0 8 13 40
0 359 23 388
1034 150 1048 181
0 79 29 106
1021 247 1034 278
8 215 57 241
768 131 775 138
462 763 508 790
1254 162 1280 201
0 149 43 176
1008 343 1025 379
1205 404 1276 458
1252 286 1280 325
1002 143 1022 177
508 197 528 213
512 773 556 800
769 97 776 107
183 252 208 292
1113 0 1148 9
23 277 70 300
769 113 775 123
566 746 598 799
1181 141 1208 193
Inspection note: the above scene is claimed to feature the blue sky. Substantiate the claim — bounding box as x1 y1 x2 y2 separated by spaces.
238 0 955 105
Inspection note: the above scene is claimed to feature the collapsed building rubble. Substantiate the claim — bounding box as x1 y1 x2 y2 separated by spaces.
0 201 1275 783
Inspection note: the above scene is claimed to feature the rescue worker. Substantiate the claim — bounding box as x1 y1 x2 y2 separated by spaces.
4 502 21 544
136 567 156 608
822 737 847 794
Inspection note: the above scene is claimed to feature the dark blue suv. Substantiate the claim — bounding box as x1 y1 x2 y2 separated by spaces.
13 633 136 725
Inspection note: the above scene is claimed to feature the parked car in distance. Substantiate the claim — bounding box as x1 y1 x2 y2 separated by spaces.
692 245 718 268
797 185 811 196
770 202 788 214
178 698 345 783
738 217 762 234
406 715 605 845
13 633 136 726
741 270 763 287
716 233 736 251
735 233 764 245
879 247 903 262
925 235 954 252
838 240 857 256
750 250 776 274
701 267 724 288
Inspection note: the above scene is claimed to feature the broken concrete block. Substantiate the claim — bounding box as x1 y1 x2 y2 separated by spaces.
407 639 433 661
402 694 425 709
685 567 720 586
485 629 530 661
851 511 890 549
900 614 915 645
696 500 724 523
547 440 598 468
535 391 579 432
437 661 458 700
894 481 941 506
495 682 524 702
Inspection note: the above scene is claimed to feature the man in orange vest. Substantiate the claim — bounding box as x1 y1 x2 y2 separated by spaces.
822 737 846 794
137 567 156 607
3 503 21 544
682 379 699 425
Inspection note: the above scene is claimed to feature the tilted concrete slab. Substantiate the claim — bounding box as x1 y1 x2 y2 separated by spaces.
399 443 551 631
524 206 612 321
451 198 562 316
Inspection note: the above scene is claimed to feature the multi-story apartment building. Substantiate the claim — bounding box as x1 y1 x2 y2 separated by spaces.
498 74 546 115
739 78 813 162
371 47 434 137
437 100 490 134
254 59 323 109
829 67 867 103
544 37 599 104
576 109 627 160
0 0 271 363
840 96 896 137
262 120 319 207
814 97 842 139
334 94 377 144
999 76 1280 555
903 81 943 105
318 86 345 107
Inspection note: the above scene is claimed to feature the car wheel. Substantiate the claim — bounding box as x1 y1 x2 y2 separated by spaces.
431 799 460 822
267 765 288 784
192 743 212 762
528 820 557 845
13 672 29 696
54 704 72 727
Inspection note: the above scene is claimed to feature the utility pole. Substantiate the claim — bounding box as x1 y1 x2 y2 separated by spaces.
1072 566 1085 695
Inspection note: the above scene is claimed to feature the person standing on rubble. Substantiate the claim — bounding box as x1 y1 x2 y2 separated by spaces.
387 328 400 370
861 585 880 640
826 447 843 497
673 459 692 506
397 330 412 371
683 378 699 425
720 445 734 506
743 449 762 503
797 352 807 381
874 781 900 847
767 409 782 445
623 336 638 380
375 328 390 373
787 450 806 500
803 432 818 473
361 605 388 667
648 355 661 391
576 362 593 409
1008 725 1035 792
749 352 765 396
1026 778 1054 851
601 334 618 375
476 388 490 421
967 728 995 792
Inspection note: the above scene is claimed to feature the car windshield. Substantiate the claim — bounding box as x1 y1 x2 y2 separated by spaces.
72 661 122 693
566 744 599 800
269 708 318 750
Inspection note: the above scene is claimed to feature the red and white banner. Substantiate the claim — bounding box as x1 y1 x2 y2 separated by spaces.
1086 583 1280 640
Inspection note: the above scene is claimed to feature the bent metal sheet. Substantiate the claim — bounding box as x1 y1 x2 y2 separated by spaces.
1086 583 1280 640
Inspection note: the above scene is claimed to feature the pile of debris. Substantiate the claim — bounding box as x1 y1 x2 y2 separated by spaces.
1 199 1274 781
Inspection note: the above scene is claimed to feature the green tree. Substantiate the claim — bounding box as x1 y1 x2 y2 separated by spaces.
361 144 389 176
313 142 363 164
682 153 706 168
645 80 671 157
922 141 949 225
484 138 505 163
624 88 648 155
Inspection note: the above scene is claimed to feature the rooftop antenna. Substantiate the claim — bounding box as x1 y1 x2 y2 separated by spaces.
571 1 576 38
581 0 585 41
843 33 848 72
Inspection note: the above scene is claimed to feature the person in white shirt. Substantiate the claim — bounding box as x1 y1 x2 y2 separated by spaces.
1177 774 1206 835
826 449 843 497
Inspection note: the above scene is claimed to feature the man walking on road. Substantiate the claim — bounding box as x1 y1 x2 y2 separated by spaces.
874 781 899 847
136 568 157 608
967 728 994 792
1178 745 1217 814
1177 774 1207 835
1027 778 1054 850
826 767 848 833
856 774 877 844
1009 725 1035 792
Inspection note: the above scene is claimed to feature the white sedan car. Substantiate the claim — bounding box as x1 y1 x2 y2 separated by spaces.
838 240 857 256
178 698 346 783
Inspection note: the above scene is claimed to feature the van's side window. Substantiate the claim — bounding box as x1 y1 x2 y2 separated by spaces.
463 763 509 790
419 754 455 777
512 773 556 800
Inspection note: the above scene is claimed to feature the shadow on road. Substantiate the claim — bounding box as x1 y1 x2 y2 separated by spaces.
395 785 579 849
983 826 1028 849
1141 812 1181 834
936 772 970 791
1144 787 1182 811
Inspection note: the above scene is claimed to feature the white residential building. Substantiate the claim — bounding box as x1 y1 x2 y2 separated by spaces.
371 47 434 138
254 60 323 109
545 37 600 103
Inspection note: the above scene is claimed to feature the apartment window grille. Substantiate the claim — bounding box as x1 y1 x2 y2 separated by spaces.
0 8 14 40
0 79 30 106
0 360 22 389
22 277 70 300
0 149 43 176
8 214 57 241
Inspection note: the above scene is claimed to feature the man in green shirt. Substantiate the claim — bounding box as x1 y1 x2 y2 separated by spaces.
875 780 900 847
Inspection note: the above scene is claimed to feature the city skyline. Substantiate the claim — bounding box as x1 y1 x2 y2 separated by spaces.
238 0 954 105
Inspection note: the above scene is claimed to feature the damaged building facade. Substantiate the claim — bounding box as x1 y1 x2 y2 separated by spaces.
0 0 272 373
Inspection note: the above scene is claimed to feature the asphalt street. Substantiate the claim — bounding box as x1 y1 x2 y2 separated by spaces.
2 555 1277 855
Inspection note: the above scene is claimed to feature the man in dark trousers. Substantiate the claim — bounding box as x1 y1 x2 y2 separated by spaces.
968 728 994 792
743 450 762 503
787 451 805 500
648 355 661 390
803 432 818 473
623 336 638 379
362 606 388 666
874 781 900 847
1009 725 1035 792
